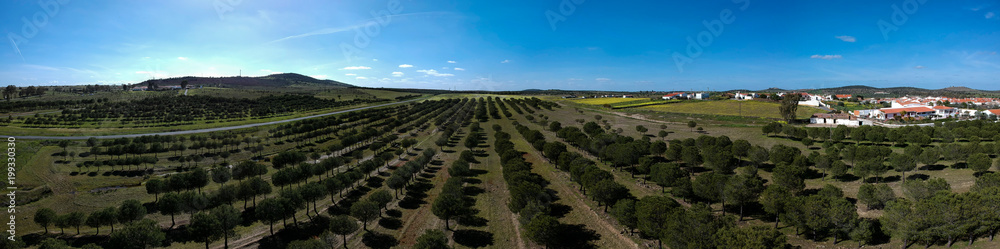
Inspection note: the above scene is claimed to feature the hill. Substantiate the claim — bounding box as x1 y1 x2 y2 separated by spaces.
135 73 354 89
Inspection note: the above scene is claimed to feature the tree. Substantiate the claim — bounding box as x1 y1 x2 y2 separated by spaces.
882 200 917 248
64 212 86 235
369 189 393 212
890 153 917 183
34 208 57 234
386 175 406 199
145 179 165 202
857 183 895 210
658 130 669 139
38 238 70 249
612 199 637 234
725 171 766 220
107 219 165 249
715 226 789 249
287 239 326 249
687 121 697 132
181 80 189 89
212 166 232 185
525 215 561 248
118 200 147 223
413 229 451 249
350 200 381 231
272 150 306 169
189 212 222 249
779 93 801 122
969 153 992 174
591 179 629 212
850 219 876 248
548 121 562 132
86 211 105 235
760 185 792 229
329 215 360 248
256 198 284 235
636 125 648 135
637 196 679 249
431 193 464 231
772 163 804 193
211 205 241 249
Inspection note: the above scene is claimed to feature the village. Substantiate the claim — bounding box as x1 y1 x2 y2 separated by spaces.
566 91 1000 127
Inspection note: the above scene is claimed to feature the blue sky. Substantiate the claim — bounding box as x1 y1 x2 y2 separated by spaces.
2 0 999 91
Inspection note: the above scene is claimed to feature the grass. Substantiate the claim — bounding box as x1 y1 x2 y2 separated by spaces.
638 100 825 120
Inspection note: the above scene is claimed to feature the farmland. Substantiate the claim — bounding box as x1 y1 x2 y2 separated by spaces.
7 90 1000 249
637 100 825 119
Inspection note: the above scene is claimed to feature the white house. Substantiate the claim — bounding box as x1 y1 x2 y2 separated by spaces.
734 92 756 100
810 113 868 126
662 92 686 100
871 107 935 120
932 105 957 119
693 93 709 100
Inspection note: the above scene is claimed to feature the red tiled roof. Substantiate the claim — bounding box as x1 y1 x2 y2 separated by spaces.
989 109 1000 115
880 107 935 113
663 92 684 97
932 105 954 110
835 94 852 98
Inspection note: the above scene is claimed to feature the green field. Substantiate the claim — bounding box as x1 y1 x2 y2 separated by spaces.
638 100 825 119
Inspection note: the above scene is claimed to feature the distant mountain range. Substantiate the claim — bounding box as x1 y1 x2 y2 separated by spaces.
135 73 354 89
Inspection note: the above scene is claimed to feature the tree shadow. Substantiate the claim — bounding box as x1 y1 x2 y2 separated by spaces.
834 174 860 182
378 217 402 230
919 164 947 171
549 203 572 218
453 229 494 248
463 186 485 196
907 173 930 181
457 215 488 227
552 224 600 249
386 209 402 218
362 231 399 249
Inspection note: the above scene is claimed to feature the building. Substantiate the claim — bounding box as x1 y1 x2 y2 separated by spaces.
870 107 936 120
692 93 709 100
932 105 957 119
662 92 686 100
810 113 868 126
835 94 852 100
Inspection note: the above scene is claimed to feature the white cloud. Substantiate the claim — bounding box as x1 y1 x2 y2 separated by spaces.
453 68 465 71
392 72 404 77
595 78 611 81
835 36 856 42
345 73 357 76
311 75 328 79
356 77 368 80
501 60 511 63
177 57 188 60
442 67 449 69
416 69 454 77
398 64 414 68
342 66 371 70
987 12 996 19
447 60 456 63
373 59 378 62
810 54 843 60
914 65 925 69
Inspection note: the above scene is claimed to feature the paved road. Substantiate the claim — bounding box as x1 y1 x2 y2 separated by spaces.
2 98 424 140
